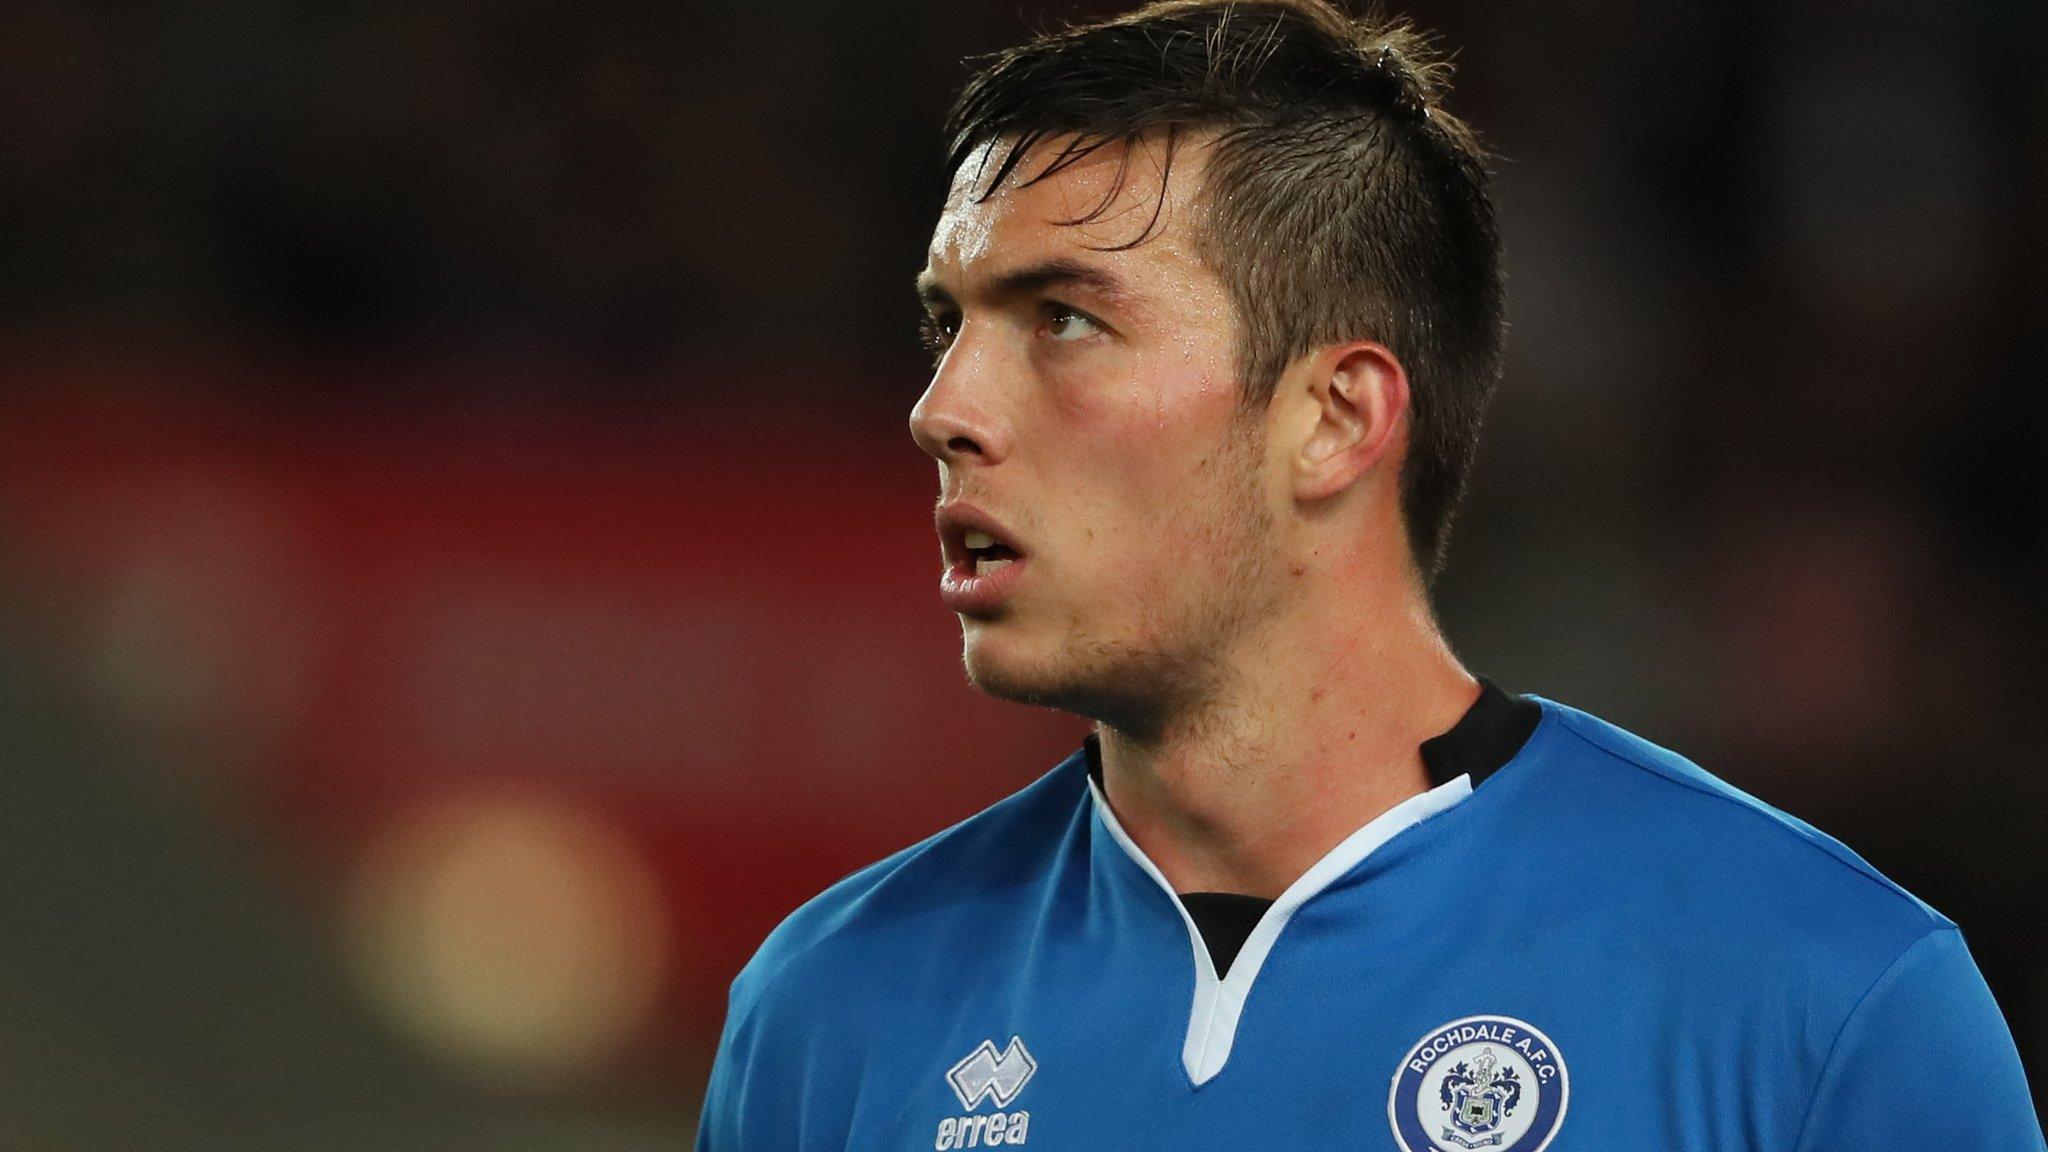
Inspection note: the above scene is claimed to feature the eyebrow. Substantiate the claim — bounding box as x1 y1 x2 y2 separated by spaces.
915 258 1140 315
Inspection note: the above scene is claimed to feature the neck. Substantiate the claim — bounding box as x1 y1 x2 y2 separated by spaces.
1092 561 1476 900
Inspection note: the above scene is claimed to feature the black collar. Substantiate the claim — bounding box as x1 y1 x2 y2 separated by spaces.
1420 676 1542 788
1082 676 1539 791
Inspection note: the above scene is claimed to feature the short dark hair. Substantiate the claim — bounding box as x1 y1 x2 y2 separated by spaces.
944 0 1505 584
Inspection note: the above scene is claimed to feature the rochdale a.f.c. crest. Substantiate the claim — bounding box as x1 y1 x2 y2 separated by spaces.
1388 1015 1568 1152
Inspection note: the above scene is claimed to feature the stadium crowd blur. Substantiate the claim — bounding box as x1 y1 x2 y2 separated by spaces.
1 0 2042 1145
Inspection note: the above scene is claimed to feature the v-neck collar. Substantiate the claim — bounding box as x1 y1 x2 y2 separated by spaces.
1077 679 1540 1086
1085 763 1474 1086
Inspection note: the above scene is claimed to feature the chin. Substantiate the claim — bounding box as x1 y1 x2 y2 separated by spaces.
959 622 1063 703
960 620 1196 738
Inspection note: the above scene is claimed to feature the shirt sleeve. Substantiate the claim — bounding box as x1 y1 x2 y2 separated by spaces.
693 979 754 1152
1796 926 2044 1151
694 962 822 1152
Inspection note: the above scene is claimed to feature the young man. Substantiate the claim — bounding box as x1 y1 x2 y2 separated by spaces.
696 2 2042 1148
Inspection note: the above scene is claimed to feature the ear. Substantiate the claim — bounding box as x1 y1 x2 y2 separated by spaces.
1276 340 1411 503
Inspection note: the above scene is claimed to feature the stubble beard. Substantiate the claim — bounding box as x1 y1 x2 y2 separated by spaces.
961 423 1281 743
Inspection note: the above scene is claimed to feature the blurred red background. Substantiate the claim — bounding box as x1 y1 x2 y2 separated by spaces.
0 0 2041 1146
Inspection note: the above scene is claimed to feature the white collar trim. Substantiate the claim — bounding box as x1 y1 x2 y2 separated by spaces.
1086 769 1474 1086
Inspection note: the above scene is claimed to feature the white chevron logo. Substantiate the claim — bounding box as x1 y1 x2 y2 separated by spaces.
946 1036 1038 1111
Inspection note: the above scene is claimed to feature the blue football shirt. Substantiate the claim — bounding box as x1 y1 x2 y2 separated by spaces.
696 693 2043 1150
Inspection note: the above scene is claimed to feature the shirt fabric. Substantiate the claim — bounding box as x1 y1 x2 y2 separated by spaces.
696 691 2043 1151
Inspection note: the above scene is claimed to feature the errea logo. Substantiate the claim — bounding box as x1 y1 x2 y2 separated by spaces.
937 1036 1035 1148
948 1035 1036 1109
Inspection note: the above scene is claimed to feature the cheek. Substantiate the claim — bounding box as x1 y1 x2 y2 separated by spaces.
1060 455 1227 592
1033 357 1249 594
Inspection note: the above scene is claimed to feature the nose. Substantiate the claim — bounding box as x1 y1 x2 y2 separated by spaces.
909 343 1008 467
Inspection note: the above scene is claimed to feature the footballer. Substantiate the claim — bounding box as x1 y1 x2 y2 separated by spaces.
696 1 2043 1148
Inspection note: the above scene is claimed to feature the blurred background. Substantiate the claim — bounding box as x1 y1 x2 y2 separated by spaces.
0 0 2042 1145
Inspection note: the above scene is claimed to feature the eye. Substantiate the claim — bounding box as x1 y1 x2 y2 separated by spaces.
918 311 959 357
1044 304 1103 343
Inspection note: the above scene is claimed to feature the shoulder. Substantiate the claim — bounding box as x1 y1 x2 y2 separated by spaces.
1509 696 1952 967
724 750 1089 1029
1454 697 2042 1136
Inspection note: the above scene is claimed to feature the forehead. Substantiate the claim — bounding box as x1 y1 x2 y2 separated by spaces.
926 134 1214 287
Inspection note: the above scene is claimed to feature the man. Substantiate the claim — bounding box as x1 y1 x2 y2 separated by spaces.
696 1 2043 1148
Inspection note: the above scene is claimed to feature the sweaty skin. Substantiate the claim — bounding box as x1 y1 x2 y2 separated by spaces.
911 133 1477 899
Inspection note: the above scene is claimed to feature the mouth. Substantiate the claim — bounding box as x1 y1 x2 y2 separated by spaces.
936 504 1027 571
959 529 1023 577
936 504 1030 615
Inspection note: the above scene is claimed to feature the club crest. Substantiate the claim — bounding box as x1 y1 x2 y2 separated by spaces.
1388 1015 1568 1152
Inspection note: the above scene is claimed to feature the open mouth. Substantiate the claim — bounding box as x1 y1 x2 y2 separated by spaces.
937 512 1030 614
963 529 1022 576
